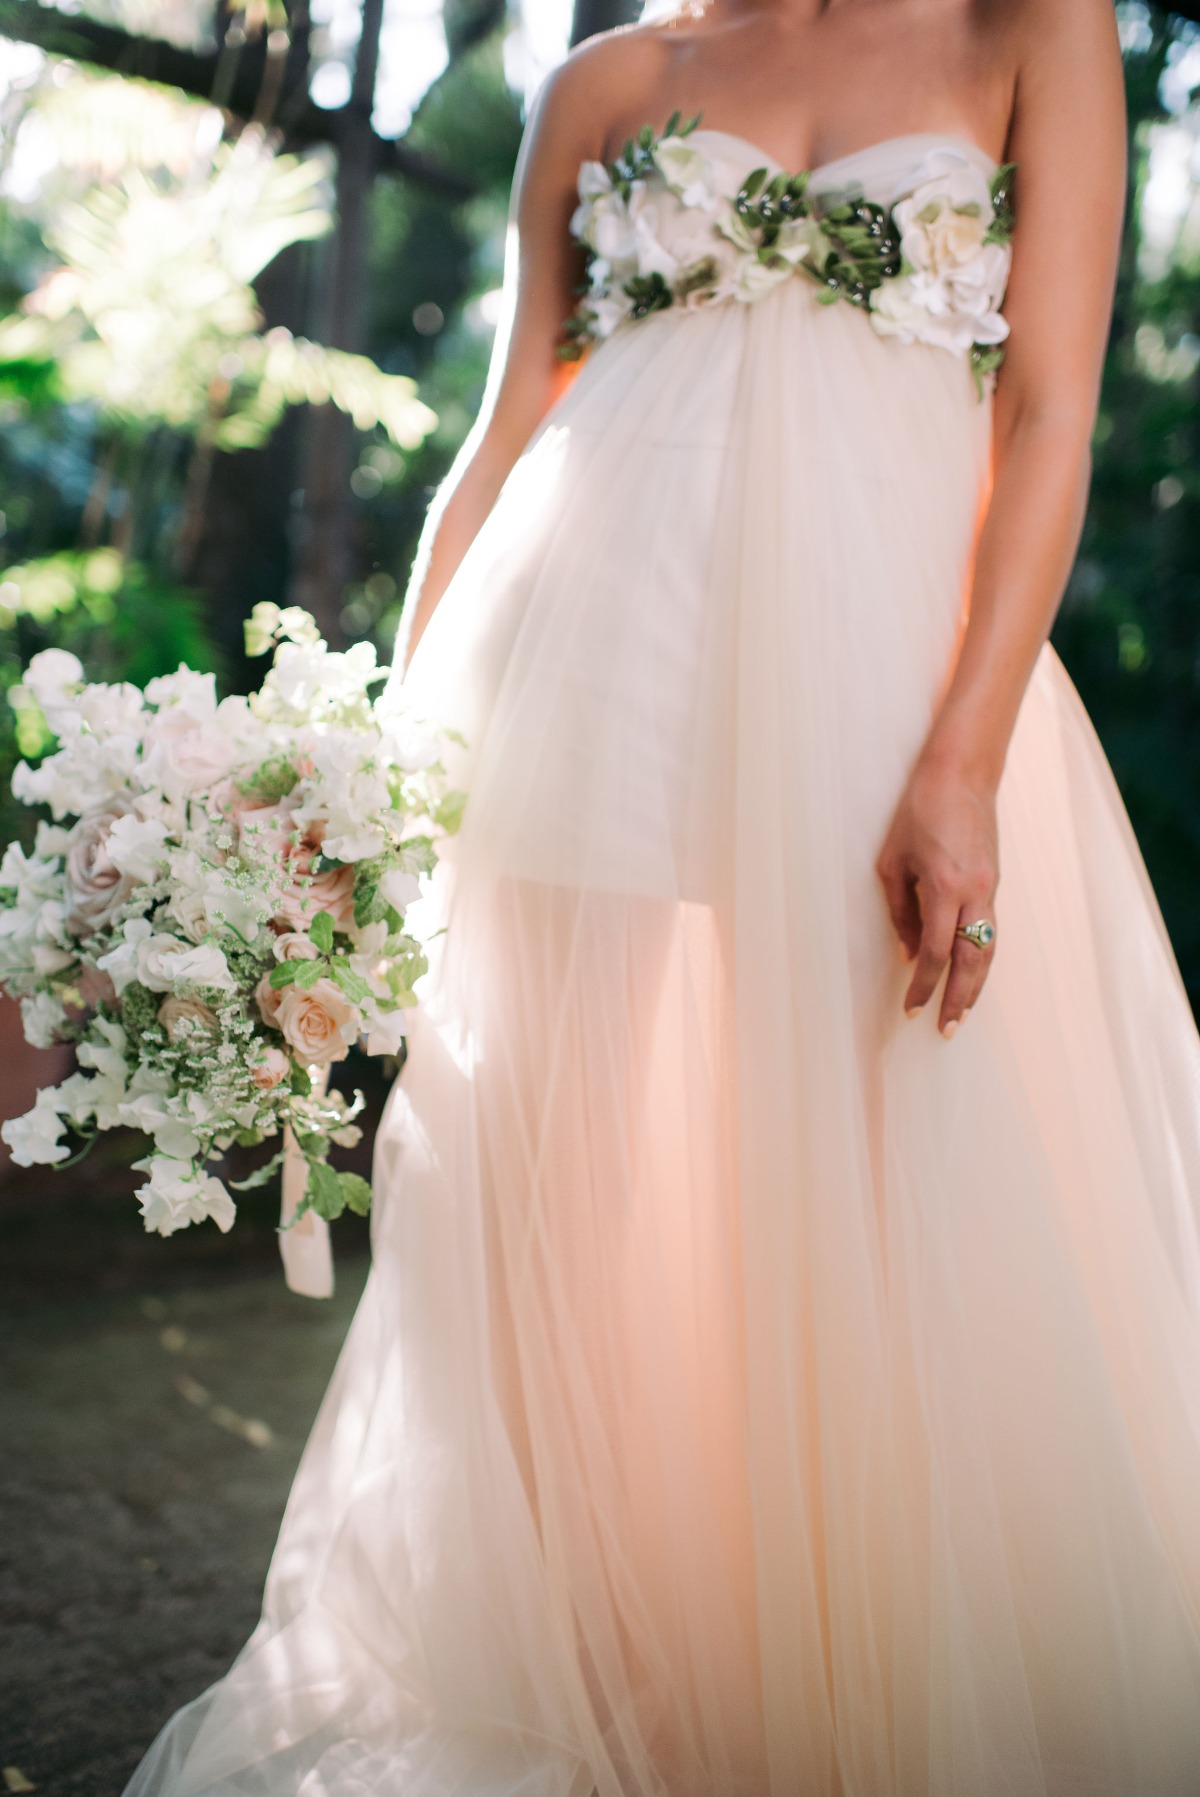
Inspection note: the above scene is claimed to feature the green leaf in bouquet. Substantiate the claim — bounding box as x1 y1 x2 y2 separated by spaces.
296 1130 329 1158
230 1147 287 1191
329 961 370 1004
353 881 384 928
293 957 329 989
269 959 300 989
338 1171 373 1216
309 910 336 954
288 1064 312 1096
305 1157 346 1221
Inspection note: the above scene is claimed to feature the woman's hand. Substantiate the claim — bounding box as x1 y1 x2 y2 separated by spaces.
876 751 999 1037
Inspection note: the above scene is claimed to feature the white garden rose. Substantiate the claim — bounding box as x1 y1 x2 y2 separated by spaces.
892 160 996 277
63 802 139 937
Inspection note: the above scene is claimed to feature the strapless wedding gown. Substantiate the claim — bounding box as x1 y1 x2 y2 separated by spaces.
127 134 1200 1797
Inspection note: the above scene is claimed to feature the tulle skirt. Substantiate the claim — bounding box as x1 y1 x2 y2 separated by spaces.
126 267 1200 1796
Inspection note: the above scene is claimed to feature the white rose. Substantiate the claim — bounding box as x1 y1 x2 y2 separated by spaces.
133 1154 236 1237
272 931 321 962
63 801 139 938
893 162 995 278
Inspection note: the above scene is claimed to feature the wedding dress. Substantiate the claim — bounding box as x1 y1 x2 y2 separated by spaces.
126 132 1200 1797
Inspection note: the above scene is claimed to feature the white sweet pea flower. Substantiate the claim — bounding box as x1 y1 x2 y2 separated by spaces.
97 917 168 992
200 865 272 942
156 940 237 992
107 814 172 883
133 1155 236 1236
377 866 420 914
120 1090 202 1161
32 938 75 977
20 990 67 1049
22 647 82 708
362 1008 409 1057
13 729 142 820
1 1089 70 1166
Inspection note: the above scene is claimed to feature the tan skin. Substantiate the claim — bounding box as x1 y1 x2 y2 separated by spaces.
401 0 1127 1036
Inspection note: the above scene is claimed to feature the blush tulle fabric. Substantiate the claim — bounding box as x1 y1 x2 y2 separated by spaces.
126 137 1200 1797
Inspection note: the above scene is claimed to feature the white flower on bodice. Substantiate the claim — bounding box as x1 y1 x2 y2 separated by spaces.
570 137 743 339
868 157 1012 356
563 121 1017 395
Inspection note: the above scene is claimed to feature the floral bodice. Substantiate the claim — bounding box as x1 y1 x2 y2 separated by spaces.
562 117 1015 397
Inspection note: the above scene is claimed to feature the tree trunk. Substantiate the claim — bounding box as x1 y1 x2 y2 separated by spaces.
569 0 641 48
288 0 385 646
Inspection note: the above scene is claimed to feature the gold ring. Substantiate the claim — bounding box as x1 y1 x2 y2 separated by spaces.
955 919 995 950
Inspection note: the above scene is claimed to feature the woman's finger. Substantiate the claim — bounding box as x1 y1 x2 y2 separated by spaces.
904 890 959 1014
877 852 922 962
939 926 995 1034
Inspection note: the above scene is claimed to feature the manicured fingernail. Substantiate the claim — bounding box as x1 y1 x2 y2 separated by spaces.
905 1005 921 1020
942 1019 958 1040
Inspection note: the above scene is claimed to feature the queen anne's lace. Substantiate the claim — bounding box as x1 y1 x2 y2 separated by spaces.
562 117 1016 398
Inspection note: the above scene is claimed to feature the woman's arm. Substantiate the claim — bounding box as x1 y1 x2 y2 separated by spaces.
398 45 628 671
876 0 1127 1036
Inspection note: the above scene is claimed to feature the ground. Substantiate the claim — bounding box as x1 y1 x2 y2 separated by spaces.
0 1138 373 1797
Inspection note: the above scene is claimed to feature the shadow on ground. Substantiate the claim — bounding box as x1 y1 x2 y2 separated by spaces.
0 1117 377 1795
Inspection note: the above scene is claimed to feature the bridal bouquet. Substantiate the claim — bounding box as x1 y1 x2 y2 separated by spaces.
0 604 460 1237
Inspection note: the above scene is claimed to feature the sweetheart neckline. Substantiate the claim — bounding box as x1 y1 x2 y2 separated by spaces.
683 126 1000 183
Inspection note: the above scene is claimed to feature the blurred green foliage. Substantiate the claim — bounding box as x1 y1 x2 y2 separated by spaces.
1052 9 1200 1002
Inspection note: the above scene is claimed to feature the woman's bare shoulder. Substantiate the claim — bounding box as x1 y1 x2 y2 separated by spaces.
526 19 685 164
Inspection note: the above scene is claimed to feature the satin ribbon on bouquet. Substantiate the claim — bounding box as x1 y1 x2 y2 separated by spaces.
279 1063 335 1298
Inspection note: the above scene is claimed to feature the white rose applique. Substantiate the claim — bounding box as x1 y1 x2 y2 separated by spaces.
868 156 1013 363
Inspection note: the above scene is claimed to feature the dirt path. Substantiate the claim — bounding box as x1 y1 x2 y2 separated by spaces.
0 1226 368 1796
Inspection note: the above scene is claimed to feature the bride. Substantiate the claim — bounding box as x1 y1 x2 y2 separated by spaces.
127 0 1200 1792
